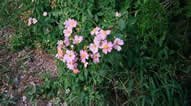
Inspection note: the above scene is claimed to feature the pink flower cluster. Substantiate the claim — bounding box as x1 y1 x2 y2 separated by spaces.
56 19 124 74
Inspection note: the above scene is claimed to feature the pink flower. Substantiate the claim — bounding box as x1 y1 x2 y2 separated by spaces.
66 61 77 70
57 40 64 48
93 36 101 47
90 27 101 35
28 17 33 26
89 43 98 54
101 40 113 54
56 40 64 60
64 18 77 29
56 42 64 59
80 50 89 63
56 47 64 59
97 29 111 40
73 69 80 74
28 17 38 26
113 38 124 51
64 37 70 47
63 50 76 63
91 52 100 63
63 28 72 37
73 35 83 44
80 50 89 68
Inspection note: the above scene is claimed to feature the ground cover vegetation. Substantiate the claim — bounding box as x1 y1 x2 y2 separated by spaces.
0 0 191 105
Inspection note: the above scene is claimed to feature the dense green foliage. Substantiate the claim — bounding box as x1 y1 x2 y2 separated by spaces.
1 0 191 105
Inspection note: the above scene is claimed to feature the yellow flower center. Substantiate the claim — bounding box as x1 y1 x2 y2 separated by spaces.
71 21 75 26
103 44 109 49
81 53 86 59
69 53 73 57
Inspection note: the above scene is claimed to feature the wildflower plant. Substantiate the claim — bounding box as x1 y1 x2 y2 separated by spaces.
3 0 189 105
56 18 124 74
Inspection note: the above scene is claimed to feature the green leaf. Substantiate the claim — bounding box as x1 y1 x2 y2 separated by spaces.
118 19 126 31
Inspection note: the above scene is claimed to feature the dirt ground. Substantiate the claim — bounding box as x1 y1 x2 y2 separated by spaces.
0 27 58 105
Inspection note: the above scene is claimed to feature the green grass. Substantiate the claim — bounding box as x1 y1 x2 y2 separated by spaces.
1 0 191 105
